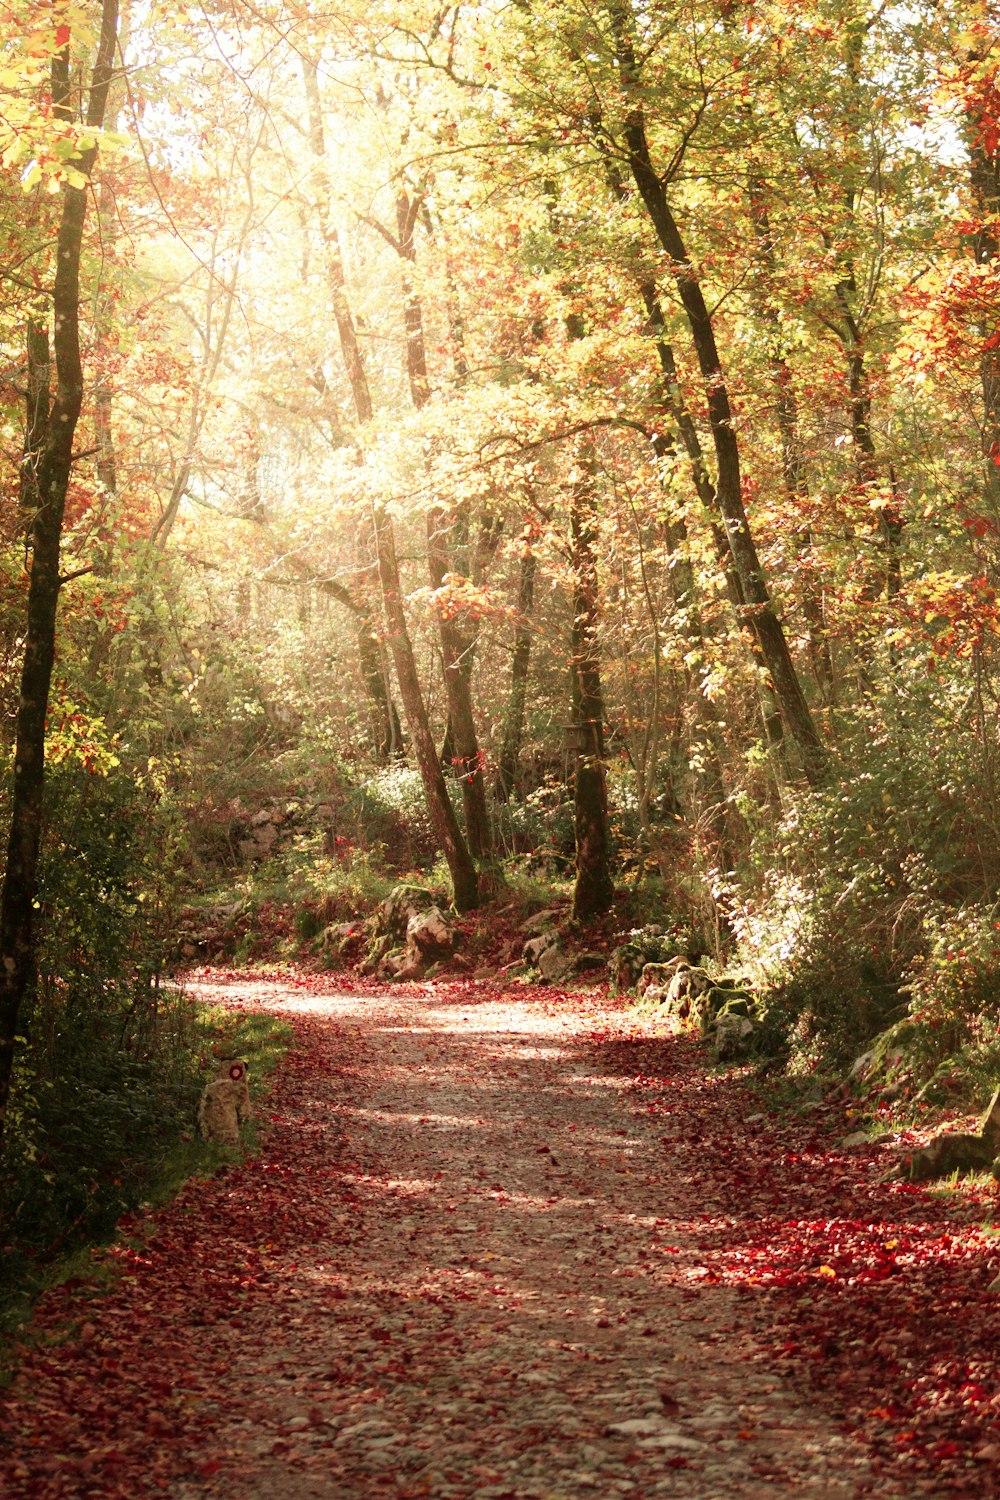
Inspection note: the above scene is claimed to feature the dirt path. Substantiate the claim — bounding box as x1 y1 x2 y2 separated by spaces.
2 974 994 1498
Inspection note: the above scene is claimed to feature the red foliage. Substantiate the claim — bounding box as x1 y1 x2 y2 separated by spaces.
592 1030 1000 1492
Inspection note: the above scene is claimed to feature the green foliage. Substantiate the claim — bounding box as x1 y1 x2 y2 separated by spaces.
728 664 1000 1071
1 994 289 1342
284 831 398 923
345 765 437 868
496 781 575 865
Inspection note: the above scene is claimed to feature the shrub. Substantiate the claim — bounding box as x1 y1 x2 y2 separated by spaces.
346 765 438 868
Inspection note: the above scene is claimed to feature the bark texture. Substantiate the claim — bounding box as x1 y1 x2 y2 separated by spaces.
305 67 477 906
569 442 614 920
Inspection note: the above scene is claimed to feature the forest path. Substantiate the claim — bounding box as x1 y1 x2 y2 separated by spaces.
2 973 990 1499
176 977 868 1500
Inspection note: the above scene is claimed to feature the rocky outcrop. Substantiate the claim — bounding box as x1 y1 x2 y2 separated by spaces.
637 960 714 1029
906 1087 1000 1181
366 897 459 981
520 907 568 938
406 906 457 965
609 927 698 994
379 884 438 941
634 960 761 1057
522 929 571 982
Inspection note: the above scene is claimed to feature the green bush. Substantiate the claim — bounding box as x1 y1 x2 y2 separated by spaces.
346 764 438 868
726 666 1000 1070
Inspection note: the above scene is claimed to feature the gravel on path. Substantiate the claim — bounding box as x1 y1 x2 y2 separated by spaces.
0 975 957 1498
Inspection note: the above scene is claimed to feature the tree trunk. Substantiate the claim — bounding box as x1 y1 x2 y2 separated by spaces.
641 289 787 763
426 506 492 859
609 5 826 786
391 185 493 859
569 441 614 920
966 81 1000 506
496 546 536 801
746 176 835 696
373 505 479 910
302 56 400 763
357 619 402 758
304 70 476 907
18 319 49 517
0 0 119 1157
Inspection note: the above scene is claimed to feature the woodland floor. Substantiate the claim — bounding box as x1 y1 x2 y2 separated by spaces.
2 974 1000 1499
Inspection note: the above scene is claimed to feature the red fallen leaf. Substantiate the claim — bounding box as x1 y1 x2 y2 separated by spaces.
197 1459 225 1477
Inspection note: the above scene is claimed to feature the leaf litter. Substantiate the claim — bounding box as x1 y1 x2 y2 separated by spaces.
1 971 997 1498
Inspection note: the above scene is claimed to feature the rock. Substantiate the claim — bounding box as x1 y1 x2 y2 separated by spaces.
980 1086 1000 1148
839 1130 875 1149
609 926 711 995
360 933 394 975
520 907 566 936
637 957 687 998
710 987 760 1058
380 884 437 941
321 921 357 953
573 952 606 975
714 1010 756 1062
393 960 424 981
375 947 408 980
850 1048 877 1082
606 1416 676 1437
643 962 714 1028
523 931 560 967
907 1131 997 1181
849 1018 923 1094
636 1433 705 1451
538 942 571 982
406 906 457 965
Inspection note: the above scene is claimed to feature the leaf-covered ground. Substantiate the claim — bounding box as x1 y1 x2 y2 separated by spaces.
1 972 998 1498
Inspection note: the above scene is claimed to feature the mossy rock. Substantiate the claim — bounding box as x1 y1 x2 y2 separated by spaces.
709 989 755 1024
379 884 438 940
908 1132 996 1182
609 926 691 994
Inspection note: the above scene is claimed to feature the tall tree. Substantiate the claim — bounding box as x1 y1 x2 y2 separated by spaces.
302 57 402 762
602 0 827 783
303 58 479 909
370 180 494 860
959 18 1000 507
0 0 120 1154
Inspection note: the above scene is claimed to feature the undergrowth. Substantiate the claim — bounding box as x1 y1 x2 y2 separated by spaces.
0 997 291 1360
